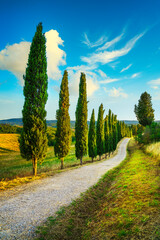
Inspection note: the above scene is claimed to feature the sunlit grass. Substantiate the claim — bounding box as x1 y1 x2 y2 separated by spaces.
0 136 118 190
146 141 160 158
36 139 160 240
0 134 19 152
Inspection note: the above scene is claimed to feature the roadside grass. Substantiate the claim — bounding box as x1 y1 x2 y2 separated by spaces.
35 139 160 240
0 134 119 190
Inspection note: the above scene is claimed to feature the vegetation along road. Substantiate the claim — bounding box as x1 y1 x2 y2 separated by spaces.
0 138 130 240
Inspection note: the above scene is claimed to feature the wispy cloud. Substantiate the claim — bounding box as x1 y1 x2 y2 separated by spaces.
81 32 145 65
131 72 141 78
104 87 128 98
96 32 124 51
82 33 107 48
120 63 132 73
0 29 66 85
148 78 160 90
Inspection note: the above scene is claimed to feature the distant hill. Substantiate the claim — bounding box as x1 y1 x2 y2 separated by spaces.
0 118 139 127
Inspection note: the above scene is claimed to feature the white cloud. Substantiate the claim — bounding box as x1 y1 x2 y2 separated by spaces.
97 32 124 51
0 29 66 85
148 78 160 85
120 63 132 73
82 33 107 48
151 86 159 89
0 41 31 85
99 78 119 84
148 78 160 90
104 87 128 98
45 29 66 80
131 72 141 78
81 32 145 65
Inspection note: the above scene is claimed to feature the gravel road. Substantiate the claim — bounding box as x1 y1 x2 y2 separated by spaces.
0 138 130 240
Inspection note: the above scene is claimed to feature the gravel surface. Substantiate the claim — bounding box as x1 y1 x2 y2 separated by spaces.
0 138 130 240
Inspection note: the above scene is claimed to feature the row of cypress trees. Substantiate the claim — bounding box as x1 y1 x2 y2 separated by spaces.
55 69 132 167
88 106 132 162
20 23 131 175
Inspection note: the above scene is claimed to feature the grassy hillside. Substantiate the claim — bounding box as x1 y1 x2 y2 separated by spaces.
36 139 160 240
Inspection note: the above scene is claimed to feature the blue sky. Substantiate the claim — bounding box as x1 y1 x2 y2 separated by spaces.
1 0 160 120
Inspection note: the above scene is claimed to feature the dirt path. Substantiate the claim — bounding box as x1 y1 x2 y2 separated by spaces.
0 138 130 240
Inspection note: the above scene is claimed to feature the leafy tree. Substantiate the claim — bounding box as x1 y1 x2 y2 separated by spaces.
134 91 154 126
19 23 48 176
75 73 88 165
54 70 71 169
104 115 109 157
96 104 105 160
88 109 97 162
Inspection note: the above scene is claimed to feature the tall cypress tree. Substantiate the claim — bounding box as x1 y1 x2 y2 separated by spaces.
108 109 113 155
88 109 97 162
19 23 48 176
54 70 71 169
104 115 109 158
96 104 105 160
75 73 88 165
113 114 118 150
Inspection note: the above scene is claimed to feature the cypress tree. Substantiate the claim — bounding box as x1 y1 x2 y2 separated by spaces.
19 23 48 176
104 115 109 158
96 104 105 160
88 109 97 162
75 73 88 165
54 70 71 169
113 114 118 150
108 109 113 155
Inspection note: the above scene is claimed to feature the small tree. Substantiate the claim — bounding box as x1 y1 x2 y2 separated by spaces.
96 104 105 160
75 73 88 165
19 23 48 176
134 91 154 126
54 70 71 169
88 109 97 162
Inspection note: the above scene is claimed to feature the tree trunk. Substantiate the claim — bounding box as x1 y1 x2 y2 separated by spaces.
99 155 101 161
32 157 37 176
61 157 64 169
92 157 94 162
80 157 83 165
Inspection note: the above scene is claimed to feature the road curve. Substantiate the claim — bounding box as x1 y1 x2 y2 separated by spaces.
0 138 130 240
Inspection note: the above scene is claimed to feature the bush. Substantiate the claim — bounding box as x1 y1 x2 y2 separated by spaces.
135 122 160 144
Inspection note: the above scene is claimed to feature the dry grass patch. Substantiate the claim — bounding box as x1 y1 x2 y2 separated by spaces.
0 134 19 152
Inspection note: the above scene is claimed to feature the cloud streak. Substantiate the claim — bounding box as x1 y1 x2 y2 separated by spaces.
81 32 145 65
120 63 132 73
82 33 107 48
96 32 124 51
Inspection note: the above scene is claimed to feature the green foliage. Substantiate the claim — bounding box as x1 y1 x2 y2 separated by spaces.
104 115 109 154
54 70 71 159
108 109 113 153
96 104 105 157
0 124 22 133
88 109 97 160
135 122 160 144
134 91 154 126
47 127 56 146
19 23 48 175
75 73 88 162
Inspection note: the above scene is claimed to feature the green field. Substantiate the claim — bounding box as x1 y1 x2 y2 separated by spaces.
36 139 160 240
